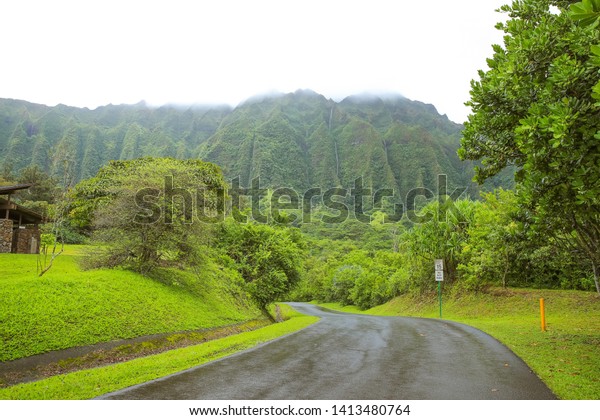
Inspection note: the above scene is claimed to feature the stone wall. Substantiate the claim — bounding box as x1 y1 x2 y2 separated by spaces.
13 226 40 254
0 219 12 253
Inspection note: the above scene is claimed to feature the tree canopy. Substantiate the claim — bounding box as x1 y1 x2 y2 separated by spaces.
459 0 600 293
218 221 304 315
71 157 227 273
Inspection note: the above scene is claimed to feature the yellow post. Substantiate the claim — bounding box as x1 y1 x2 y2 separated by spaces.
540 298 547 332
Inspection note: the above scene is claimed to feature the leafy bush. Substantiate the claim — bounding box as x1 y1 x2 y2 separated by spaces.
218 221 304 314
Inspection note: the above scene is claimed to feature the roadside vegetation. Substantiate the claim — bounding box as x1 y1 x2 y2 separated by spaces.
0 247 259 362
319 288 599 400
0 304 318 400
292 189 596 310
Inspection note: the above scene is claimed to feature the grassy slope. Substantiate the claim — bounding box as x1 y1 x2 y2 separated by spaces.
319 288 600 400
0 246 260 362
0 305 318 400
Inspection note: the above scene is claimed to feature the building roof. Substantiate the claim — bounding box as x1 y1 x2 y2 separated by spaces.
0 184 34 195
0 197 44 225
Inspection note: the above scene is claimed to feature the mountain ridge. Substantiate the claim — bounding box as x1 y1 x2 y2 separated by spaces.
0 91 495 198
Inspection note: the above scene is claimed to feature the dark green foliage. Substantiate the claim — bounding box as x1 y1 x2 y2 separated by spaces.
459 0 600 294
300 216 398 250
295 191 597 308
14 165 58 204
291 236 407 310
402 199 478 289
218 221 304 313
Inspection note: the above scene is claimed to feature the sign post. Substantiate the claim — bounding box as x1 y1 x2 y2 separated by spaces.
435 259 443 318
540 298 547 332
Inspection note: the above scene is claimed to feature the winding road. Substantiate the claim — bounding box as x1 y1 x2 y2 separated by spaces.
99 303 555 400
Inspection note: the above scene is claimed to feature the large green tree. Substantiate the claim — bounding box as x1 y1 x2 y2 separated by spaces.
16 165 58 204
71 157 226 274
459 0 600 294
459 190 520 290
218 221 304 317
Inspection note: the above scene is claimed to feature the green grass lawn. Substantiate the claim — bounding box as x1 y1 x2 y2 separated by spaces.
319 288 600 400
0 246 260 362
0 245 319 400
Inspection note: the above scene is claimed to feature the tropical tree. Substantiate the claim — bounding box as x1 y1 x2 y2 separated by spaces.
402 199 478 291
459 0 600 294
459 190 521 290
16 165 58 204
218 221 304 317
71 157 226 274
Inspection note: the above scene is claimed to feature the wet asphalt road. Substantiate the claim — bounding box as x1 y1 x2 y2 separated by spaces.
99 303 555 400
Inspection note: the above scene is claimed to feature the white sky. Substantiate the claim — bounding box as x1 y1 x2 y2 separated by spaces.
0 0 508 123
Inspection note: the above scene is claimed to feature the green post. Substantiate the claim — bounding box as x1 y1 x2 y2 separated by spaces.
438 281 442 318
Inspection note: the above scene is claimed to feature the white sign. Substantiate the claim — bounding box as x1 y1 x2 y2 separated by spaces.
435 259 444 282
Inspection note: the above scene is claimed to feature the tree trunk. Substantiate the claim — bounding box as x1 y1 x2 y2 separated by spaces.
262 306 276 323
274 304 283 322
570 217 600 296
592 261 600 296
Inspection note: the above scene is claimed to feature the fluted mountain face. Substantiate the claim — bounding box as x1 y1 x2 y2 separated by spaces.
202 90 477 197
0 98 230 181
0 90 491 197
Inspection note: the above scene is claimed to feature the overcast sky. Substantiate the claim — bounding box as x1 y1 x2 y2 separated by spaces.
0 0 508 123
